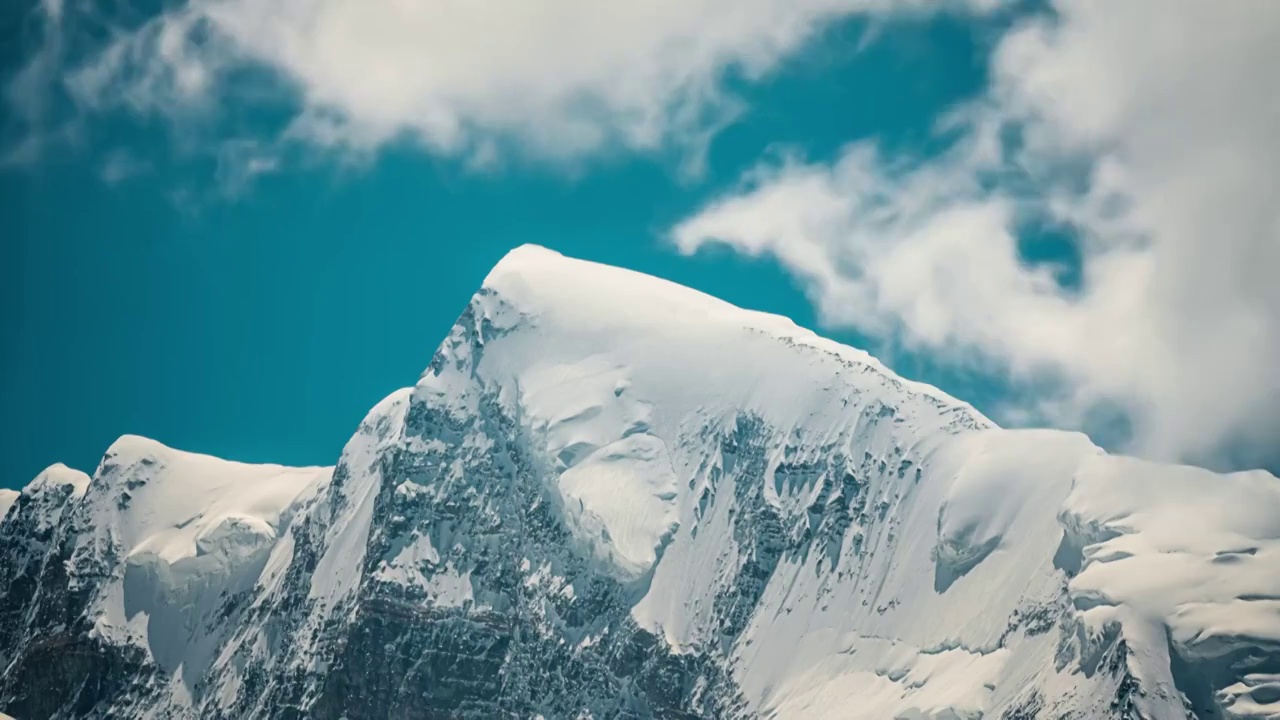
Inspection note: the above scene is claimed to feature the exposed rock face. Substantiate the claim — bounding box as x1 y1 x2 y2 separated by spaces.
2 246 1278 719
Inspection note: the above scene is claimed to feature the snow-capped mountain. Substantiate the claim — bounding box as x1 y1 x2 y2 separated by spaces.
2 245 1278 719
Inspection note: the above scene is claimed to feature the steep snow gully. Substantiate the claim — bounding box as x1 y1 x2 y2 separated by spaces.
2 245 1278 719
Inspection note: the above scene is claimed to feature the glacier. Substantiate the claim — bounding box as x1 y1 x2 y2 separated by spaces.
1 244 1278 719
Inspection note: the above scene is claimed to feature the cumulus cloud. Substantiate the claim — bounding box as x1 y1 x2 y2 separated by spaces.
675 0 1280 468
8 0 992 172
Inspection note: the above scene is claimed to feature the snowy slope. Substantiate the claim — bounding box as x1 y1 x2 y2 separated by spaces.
1 244 1277 719
0 440 330 716
78 437 331 695
0 490 18 524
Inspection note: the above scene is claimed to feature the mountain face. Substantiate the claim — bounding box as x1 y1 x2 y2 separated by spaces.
2 246 1278 720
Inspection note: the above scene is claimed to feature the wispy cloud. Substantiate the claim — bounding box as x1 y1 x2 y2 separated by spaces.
98 148 150 184
675 1 1280 470
5 0 998 178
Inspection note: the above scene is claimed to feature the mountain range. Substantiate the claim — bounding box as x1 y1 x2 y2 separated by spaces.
1 246 1277 719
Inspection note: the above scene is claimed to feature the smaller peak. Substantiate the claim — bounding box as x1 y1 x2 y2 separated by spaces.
95 434 175 481
351 388 414 442
99 433 330 476
0 489 18 521
100 434 180 472
105 433 169 457
369 386 414 416
24 463 91 500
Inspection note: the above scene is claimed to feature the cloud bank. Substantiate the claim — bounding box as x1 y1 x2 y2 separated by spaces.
10 0 1274 470
10 0 989 171
675 0 1280 468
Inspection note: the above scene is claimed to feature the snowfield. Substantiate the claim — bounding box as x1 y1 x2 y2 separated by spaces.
1 245 1277 719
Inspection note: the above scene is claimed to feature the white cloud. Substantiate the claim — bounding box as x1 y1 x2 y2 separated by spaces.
99 148 151 184
675 0 1280 469
30 0 990 172
2 0 78 166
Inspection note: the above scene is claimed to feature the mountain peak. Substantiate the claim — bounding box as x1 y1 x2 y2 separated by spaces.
476 244 976 425
483 242 757 327
23 462 91 499
2 249 1278 719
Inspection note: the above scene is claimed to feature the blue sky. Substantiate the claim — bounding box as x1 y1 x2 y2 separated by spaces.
3 0 1278 487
